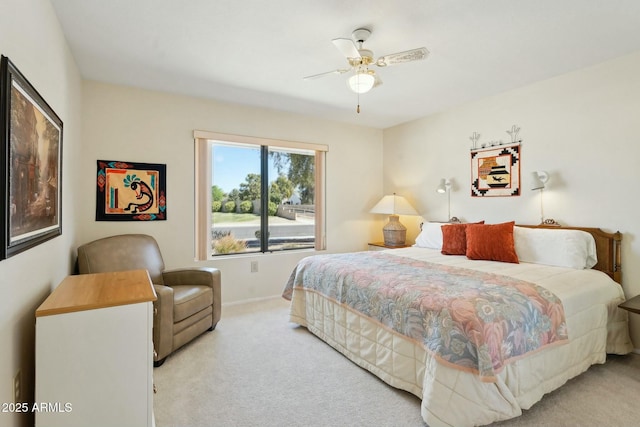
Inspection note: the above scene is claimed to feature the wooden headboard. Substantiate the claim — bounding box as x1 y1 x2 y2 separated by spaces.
519 225 622 284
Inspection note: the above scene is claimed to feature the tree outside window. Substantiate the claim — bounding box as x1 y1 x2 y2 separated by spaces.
209 143 316 256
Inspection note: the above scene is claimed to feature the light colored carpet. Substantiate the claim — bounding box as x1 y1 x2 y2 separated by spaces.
153 297 640 427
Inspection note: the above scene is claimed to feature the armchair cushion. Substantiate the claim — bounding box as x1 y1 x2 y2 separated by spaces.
173 286 213 323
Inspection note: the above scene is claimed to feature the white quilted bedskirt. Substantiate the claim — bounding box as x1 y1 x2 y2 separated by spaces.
287 248 632 427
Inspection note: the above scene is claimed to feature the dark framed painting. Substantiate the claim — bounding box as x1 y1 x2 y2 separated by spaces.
96 160 166 221
0 56 63 260
470 143 520 197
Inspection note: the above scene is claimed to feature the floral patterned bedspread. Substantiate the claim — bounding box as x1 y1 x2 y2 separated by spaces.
283 251 568 381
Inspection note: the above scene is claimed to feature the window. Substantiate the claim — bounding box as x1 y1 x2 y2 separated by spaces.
194 131 327 259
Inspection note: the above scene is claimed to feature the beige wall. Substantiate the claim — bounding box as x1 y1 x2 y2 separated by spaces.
0 0 83 425
79 81 384 303
383 51 640 350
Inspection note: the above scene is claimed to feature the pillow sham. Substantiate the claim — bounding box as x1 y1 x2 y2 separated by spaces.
466 221 519 263
414 222 444 249
441 224 467 255
513 226 597 269
441 221 484 255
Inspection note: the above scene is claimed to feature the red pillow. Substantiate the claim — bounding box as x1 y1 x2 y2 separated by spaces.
465 221 519 263
441 221 484 255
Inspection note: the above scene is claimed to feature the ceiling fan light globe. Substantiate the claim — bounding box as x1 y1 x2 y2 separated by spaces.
348 73 375 94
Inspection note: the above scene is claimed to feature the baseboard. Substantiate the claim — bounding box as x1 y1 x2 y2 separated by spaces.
222 294 283 307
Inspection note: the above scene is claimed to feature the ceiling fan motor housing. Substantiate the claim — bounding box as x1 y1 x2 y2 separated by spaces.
352 28 371 45
350 29 374 66
349 49 374 67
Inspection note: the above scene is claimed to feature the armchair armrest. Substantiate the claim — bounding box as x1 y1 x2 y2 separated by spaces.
153 284 174 363
162 267 221 288
162 267 222 328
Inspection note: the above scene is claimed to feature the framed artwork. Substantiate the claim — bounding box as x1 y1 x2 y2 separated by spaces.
96 160 166 221
471 143 520 197
0 56 63 259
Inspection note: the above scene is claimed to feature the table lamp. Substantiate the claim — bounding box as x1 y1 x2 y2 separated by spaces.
370 193 418 246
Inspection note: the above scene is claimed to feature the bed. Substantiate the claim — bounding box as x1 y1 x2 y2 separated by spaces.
282 222 632 427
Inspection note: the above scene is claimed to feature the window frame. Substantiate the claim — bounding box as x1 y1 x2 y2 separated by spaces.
194 130 327 260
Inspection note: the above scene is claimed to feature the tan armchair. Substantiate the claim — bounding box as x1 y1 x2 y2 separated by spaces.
76 234 221 366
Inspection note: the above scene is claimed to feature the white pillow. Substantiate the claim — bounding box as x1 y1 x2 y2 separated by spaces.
513 226 598 269
414 222 445 249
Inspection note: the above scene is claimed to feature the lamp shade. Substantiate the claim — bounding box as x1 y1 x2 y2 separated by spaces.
531 171 549 190
436 178 450 194
348 72 375 94
370 194 418 215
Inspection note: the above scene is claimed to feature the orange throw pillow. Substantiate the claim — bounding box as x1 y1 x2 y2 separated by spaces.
465 221 519 263
441 222 484 255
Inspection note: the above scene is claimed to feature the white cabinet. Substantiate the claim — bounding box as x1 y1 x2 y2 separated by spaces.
35 270 156 427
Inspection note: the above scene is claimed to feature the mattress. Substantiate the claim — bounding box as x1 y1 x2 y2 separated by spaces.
285 247 632 427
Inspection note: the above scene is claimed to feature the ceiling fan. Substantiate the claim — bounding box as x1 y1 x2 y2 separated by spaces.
304 28 429 95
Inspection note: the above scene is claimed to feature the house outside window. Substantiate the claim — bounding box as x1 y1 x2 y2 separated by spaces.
194 131 326 259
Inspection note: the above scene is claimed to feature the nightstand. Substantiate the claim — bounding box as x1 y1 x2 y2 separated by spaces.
368 242 411 251
619 294 640 315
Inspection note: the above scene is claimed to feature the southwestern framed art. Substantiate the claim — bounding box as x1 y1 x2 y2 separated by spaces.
96 160 166 221
470 142 521 197
0 56 63 260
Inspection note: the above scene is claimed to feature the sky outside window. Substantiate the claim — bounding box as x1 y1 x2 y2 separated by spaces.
212 145 280 193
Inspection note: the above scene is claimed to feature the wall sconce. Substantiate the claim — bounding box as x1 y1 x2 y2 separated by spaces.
370 193 418 246
435 179 460 223
531 171 548 191
531 171 558 225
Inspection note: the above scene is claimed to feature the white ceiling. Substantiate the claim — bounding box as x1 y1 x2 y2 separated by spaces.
50 0 640 129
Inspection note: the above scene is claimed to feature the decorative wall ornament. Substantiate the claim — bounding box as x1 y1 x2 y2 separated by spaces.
469 124 523 151
96 160 166 221
506 125 520 143
469 132 481 150
469 125 522 197
1 56 63 259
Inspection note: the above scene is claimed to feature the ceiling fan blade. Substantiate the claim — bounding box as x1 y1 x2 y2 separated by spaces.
376 47 429 67
303 69 350 80
332 37 361 59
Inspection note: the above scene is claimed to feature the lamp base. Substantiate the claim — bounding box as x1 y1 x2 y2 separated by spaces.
540 218 560 226
382 215 407 246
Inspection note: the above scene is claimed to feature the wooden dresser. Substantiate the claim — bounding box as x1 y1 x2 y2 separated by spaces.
35 269 156 427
